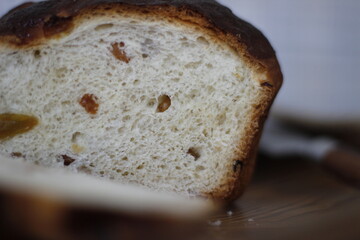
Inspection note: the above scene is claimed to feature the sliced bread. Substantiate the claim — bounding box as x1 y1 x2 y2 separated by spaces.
0 0 282 201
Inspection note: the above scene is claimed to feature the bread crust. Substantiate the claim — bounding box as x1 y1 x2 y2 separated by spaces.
0 0 282 86
0 0 282 201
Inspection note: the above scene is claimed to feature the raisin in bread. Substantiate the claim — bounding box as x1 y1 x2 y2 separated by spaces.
0 0 282 201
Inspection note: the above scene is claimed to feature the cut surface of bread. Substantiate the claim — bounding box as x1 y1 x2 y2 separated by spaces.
0 0 282 201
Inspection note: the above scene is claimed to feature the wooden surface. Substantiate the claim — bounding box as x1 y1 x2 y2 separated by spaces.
206 155 360 240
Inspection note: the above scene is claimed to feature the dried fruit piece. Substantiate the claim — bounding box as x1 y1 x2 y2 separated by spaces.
0 113 38 140
72 144 85 154
79 94 99 114
187 147 201 160
156 95 171 112
111 42 130 63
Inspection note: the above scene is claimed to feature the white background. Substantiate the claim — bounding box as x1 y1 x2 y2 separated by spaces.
1 0 360 127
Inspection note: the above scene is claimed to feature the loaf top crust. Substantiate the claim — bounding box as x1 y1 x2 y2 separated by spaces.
0 0 282 89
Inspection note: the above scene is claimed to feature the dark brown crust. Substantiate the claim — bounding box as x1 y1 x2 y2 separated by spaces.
0 0 281 86
0 0 282 201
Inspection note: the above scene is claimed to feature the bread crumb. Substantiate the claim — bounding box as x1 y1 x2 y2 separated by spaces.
208 220 222 226
248 218 254 222
227 210 233 216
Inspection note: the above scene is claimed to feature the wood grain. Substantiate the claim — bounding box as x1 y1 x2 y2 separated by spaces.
206 155 360 240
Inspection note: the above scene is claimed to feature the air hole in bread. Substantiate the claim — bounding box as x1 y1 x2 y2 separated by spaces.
122 115 131 122
233 160 243 172
137 164 145 170
61 155 76 166
156 95 171 112
140 95 146 102
33 50 41 59
55 67 68 79
171 126 179 132
130 95 136 101
147 98 157 108
202 129 208 137
206 63 214 69
71 132 82 143
11 152 23 158
142 53 149 58
187 147 201 160
196 165 205 172
185 61 202 69
143 38 153 45
216 113 227 125
166 31 174 36
261 82 273 88
207 86 215 93
95 23 114 31
189 90 199 99
118 127 125 134
196 36 209 45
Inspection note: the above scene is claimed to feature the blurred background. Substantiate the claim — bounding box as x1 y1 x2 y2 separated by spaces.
218 0 360 131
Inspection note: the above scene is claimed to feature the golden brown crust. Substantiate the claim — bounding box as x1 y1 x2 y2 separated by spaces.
206 88 279 201
0 0 283 201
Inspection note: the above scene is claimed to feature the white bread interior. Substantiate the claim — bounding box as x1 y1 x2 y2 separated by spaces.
0 14 264 197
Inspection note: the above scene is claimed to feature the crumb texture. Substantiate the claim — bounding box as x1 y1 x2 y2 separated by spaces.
0 15 263 196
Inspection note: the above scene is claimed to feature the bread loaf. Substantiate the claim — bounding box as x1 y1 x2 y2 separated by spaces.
0 0 282 201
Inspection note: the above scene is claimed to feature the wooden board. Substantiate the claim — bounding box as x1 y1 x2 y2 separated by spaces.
206 156 360 240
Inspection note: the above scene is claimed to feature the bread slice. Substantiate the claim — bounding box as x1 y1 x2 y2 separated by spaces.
0 154 214 218
0 0 282 201
0 154 214 240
